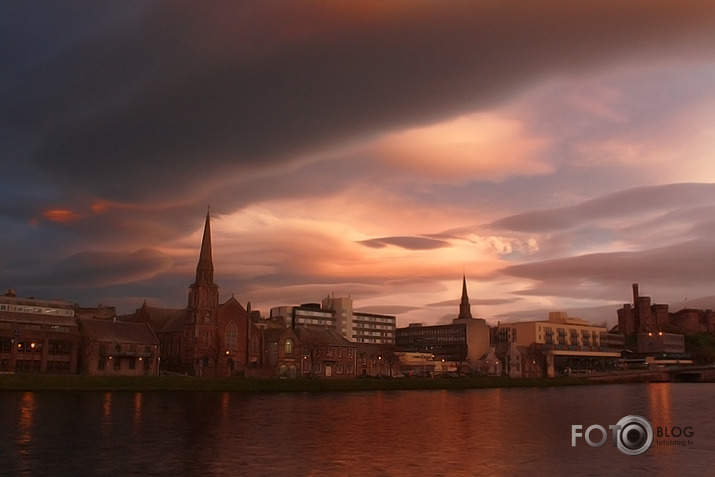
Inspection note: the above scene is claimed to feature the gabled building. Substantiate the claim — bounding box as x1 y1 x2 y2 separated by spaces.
295 327 357 378
78 319 159 376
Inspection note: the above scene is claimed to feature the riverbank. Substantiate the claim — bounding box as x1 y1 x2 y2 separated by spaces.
0 374 591 392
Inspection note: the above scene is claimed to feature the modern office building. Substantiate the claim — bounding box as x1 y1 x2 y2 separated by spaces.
269 304 337 330
395 276 490 370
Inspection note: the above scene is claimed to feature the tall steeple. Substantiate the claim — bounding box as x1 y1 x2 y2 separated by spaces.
458 274 473 320
194 208 214 286
188 208 219 312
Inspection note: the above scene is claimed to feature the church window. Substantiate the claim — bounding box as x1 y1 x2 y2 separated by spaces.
202 331 211 347
203 314 212 324
284 339 293 354
225 322 238 348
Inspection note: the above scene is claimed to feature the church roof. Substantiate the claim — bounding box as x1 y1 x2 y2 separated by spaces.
80 319 158 345
137 305 189 334
294 327 355 347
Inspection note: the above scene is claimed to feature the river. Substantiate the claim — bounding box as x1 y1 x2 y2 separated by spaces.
1 383 713 476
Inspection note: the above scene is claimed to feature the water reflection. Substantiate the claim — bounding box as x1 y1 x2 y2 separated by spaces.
648 383 672 427
0 384 713 476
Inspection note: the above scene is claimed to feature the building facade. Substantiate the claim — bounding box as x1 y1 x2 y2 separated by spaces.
78 319 159 376
0 292 80 374
496 312 621 377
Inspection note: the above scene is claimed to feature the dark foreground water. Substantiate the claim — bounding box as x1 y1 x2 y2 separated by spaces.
1 383 714 476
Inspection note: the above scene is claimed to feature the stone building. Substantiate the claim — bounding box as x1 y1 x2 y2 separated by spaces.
617 283 715 336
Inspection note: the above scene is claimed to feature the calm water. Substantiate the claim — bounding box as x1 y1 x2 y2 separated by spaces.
1 383 714 476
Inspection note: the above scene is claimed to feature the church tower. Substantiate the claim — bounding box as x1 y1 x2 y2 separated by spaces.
458 274 473 320
188 210 219 323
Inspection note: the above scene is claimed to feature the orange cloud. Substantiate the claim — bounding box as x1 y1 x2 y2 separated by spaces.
375 113 552 182
43 208 82 223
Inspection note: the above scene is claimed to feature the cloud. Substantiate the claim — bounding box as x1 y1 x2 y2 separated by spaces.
6 0 715 205
7 248 174 290
359 236 451 251
490 183 715 233
374 113 552 182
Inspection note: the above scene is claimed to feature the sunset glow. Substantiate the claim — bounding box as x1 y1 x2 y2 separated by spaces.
4 1 715 327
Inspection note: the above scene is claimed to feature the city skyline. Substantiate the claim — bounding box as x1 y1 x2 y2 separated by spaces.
4 1 715 327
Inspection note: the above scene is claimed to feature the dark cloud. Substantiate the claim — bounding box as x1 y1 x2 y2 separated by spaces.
8 248 173 289
4 1 715 204
359 236 450 251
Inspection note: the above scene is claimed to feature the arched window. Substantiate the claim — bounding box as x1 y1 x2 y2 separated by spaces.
202 331 211 347
284 338 293 355
225 322 238 348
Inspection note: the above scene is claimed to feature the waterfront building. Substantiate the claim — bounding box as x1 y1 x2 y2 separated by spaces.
496 312 621 377
637 331 685 354
260 317 301 378
78 319 159 376
356 342 400 377
395 276 490 372
295 327 357 378
130 211 253 377
0 291 80 374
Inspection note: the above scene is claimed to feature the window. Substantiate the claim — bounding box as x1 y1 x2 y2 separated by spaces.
284 339 294 355
115 344 121 353
225 322 238 348
98 358 106 370
128 358 136 370
113 358 120 370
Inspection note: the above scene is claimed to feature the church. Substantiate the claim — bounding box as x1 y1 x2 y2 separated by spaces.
130 211 258 377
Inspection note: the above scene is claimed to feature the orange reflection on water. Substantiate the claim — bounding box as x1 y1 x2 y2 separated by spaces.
17 392 36 448
648 383 672 428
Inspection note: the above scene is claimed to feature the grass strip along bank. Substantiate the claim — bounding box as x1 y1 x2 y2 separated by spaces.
0 374 590 392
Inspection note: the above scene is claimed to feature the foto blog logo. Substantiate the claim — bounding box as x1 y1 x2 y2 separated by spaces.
571 415 654 456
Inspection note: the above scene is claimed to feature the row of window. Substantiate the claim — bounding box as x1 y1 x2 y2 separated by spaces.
0 304 75 316
97 356 153 371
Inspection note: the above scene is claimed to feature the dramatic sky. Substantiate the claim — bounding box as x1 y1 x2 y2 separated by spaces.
4 0 715 327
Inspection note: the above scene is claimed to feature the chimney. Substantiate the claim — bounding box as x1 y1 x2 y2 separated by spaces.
632 283 639 304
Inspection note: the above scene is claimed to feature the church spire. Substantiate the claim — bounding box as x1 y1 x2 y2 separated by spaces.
458 274 473 320
188 209 219 311
194 208 214 286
